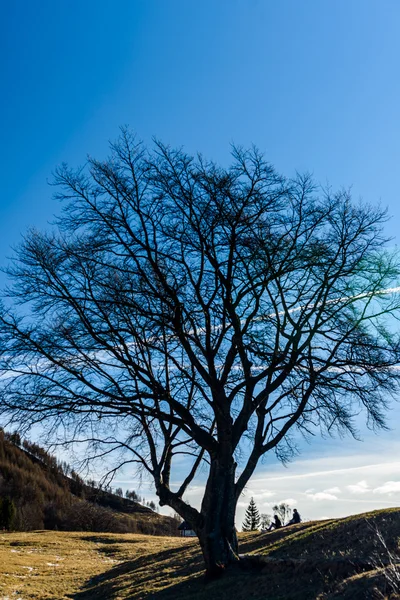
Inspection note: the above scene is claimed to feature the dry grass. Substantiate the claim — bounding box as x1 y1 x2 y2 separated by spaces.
0 530 196 599
0 509 399 600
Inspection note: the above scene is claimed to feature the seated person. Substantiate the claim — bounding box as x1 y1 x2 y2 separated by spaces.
266 514 282 531
285 508 301 526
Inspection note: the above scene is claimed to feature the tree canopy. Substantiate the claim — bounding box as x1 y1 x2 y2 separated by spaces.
0 130 400 574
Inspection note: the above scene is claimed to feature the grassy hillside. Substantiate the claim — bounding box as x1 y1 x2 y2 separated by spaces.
0 508 399 599
0 429 178 536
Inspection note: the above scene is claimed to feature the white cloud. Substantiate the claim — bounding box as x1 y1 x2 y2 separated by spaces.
373 481 400 495
281 498 297 506
347 480 370 494
324 487 341 494
251 459 400 485
258 502 275 512
252 491 276 500
306 492 338 501
304 486 341 501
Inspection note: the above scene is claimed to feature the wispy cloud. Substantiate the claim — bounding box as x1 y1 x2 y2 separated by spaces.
306 491 339 501
281 498 297 506
251 491 276 500
324 487 341 494
373 481 400 495
252 461 400 484
347 480 370 494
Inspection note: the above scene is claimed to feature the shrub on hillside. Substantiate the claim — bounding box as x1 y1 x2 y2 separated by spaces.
0 496 16 530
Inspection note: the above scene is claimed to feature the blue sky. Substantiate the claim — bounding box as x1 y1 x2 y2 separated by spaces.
3 0 400 523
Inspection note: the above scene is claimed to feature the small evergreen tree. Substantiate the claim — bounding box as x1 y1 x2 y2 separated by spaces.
9 431 21 446
242 497 261 531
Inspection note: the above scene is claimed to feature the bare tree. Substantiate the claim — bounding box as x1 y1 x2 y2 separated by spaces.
1 130 400 575
260 513 272 530
273 502 292 525
125 489 140 502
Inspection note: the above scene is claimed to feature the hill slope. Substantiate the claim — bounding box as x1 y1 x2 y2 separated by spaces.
0 508 399 599
0 429 178 535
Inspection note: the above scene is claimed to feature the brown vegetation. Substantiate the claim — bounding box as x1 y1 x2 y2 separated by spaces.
0 429 179 535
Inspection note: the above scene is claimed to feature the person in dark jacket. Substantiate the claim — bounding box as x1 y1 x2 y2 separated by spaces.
266 514 282 531
286 508 301 526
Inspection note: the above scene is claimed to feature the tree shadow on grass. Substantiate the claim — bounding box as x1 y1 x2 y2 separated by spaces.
70 555 332 600
70 531 307 600
80 536 140 545
239 521 335 555
69 546 259 600
69 544 204 600
69 524 344 600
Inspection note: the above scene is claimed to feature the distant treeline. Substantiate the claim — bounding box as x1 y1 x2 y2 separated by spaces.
0 429 179 535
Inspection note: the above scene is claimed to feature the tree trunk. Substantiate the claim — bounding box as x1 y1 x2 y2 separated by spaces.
197 457 239 578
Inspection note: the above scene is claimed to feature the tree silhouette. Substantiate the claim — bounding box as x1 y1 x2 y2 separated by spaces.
1 130 400 575
125 490 140 502
242 497 261 531
273 502 292 525
260 513 272 530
